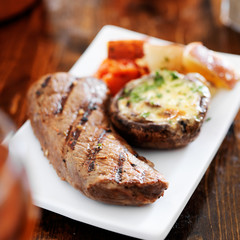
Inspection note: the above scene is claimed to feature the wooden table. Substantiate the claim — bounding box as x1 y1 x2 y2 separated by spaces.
0 0 239 239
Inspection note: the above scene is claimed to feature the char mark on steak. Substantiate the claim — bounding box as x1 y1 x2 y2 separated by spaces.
54 82 76 114
115 151 126 183
36 75 52 97
87 128 108 172
41 75 51 88
67 101 97 150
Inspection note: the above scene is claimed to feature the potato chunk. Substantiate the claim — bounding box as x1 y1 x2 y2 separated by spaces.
144 43 184 73
183 42 239 89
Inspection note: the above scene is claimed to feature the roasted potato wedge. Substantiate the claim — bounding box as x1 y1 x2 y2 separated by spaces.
144 43 185 73
183 42 239 89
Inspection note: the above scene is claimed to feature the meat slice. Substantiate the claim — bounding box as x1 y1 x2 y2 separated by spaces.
27 72 168 205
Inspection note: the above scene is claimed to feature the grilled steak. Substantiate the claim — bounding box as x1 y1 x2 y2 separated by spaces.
27 72 168 205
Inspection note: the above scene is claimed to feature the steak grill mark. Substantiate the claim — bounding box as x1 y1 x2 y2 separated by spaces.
41 75 51 88
36 75 52 96
115 148 145 183
65 125 72 142
68 101 97 150
115 150 127 183
87 129 108 172
54 82 75 114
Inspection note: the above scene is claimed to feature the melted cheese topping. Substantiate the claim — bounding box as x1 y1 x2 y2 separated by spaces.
118 70 210 126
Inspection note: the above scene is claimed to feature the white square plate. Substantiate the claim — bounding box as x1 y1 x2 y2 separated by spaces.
9 25 240 240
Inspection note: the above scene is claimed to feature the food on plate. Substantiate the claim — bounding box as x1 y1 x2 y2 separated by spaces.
95 58 148 96
97 40 239 95
143 41 239 89
27 72 168 205
144 43 184 73
183 42 239 89
108 40 145 60
95 40 149 96
110 70 211 149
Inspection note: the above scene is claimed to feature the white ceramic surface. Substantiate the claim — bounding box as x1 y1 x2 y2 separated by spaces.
9 25 240 240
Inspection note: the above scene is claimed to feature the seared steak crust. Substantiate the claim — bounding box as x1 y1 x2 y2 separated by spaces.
27 73 168 205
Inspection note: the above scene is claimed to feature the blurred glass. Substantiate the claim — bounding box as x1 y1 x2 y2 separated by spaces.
211 0 240 32
221 0 240 32
0 110 16 143
0 110 39 239
0 145 39 239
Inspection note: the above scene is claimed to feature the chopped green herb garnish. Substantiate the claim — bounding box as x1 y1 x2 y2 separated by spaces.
154 71 165 86
119 88 131 100
177 91 187 96
170 71 179 80
190 85 204 93
97 143 102 149
128 82 157 103
173 83 183 87
164 56 169 62
130 91 144 103
143 83 157 91
156 93 163 98
205 117 211 122
141 112 150 118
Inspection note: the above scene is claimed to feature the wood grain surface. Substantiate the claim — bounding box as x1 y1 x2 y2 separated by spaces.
0 0 239 239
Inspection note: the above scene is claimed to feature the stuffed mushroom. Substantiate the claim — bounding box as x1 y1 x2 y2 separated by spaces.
110 70 211 149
